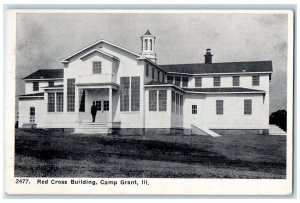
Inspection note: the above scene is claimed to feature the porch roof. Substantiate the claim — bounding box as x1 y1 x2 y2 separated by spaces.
75 82 119 89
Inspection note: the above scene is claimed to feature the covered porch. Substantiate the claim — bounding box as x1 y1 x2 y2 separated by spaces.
75 83 119 124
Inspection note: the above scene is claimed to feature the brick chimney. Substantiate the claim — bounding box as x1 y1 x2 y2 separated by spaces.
204 49 213 64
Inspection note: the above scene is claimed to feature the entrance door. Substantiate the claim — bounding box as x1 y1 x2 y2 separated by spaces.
30 107 35 123
94 100 109 122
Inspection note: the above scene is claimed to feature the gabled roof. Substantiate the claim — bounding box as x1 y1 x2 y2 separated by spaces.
159 61 273 75
144 30 152 35
60 39 141 63
79 49 120 61
23 69 64 80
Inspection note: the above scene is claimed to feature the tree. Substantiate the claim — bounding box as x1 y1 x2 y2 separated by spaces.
269 110 287 132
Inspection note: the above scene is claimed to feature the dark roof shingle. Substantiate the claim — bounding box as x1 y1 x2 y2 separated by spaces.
159 61 272 74
23 69 64 80
18 92 44 97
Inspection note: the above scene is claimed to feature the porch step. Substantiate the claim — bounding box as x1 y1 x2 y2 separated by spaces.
191 124 221 137
269 124 286 136
74 122 111 134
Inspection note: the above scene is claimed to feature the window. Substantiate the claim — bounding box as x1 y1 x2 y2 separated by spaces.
192 105 197 114
150 39 153 50
48 81 54 87
145 39 148 50
30 107 35 123
182 77 188 87
244 99 252 115
214 77 221 87
120 77 130 111
33 82 39 91
48 93 55 112
162 73 165 83
146 64 149 77
175 77 181 86
216 100 223 115
233 76 240 86
93 61 102 74
156 69 159 81
172 91 175 113
252 75 260 86
159 90 167 111
176 93 180 114
104 101 109 111
131 77 140 111
67 79 75 112
195 77 202 87
95 101 101 111
180 94 183 114
149 90 157 111
79 90 85 112
56 92 63 112
167 76 174 84
152 67 155 80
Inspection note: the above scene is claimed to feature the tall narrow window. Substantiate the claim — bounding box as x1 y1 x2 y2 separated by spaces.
252 75 260 86
192 105 197 114
180 94 183 114
67 78 75 112
216 100 223 115
79 90 85 112
104 101 109 111
182 77 189 87
149 90 157 111
95 101 101 111
244 99 252 115
146 64 149 77
120 77 130 111
195 77 202 87
176 93 180 114
172 91 175 113
214 77 221 87
167 76 174 84
30 107 35 123
175 77 181 86
152 67 155 80
56 92 64 112
145 39 148 50
159 90 167 111
233 76 240 86
48 93 55 112
162 73 165 83
150 39 153 50
93 61 102 74
131 77 140 111
33 82 39 91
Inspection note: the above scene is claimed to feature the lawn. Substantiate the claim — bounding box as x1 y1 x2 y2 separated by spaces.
14 129 286 178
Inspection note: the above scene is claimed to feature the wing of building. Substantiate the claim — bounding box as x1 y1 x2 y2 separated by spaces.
17 30 273 135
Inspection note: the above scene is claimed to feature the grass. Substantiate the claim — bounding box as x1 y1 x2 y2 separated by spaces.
14 129 286 178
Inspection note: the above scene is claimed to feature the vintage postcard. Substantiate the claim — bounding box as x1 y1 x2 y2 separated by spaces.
4 9 294 195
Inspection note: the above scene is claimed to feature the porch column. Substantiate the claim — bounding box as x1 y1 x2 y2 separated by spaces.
108 87 113 123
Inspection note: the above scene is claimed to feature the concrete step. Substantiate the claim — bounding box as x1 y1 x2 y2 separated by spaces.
191 124 221 137
74 128 110 134
269 124 286 136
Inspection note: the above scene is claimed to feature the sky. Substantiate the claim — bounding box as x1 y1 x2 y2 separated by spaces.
15 12 289 113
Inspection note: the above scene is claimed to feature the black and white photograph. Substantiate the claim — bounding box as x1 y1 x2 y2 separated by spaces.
4 9 294 195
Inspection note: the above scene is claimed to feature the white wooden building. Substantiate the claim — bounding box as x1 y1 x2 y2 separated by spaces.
18 30 273 135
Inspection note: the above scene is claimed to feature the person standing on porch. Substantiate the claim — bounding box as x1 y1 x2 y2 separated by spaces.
91 102 97 122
